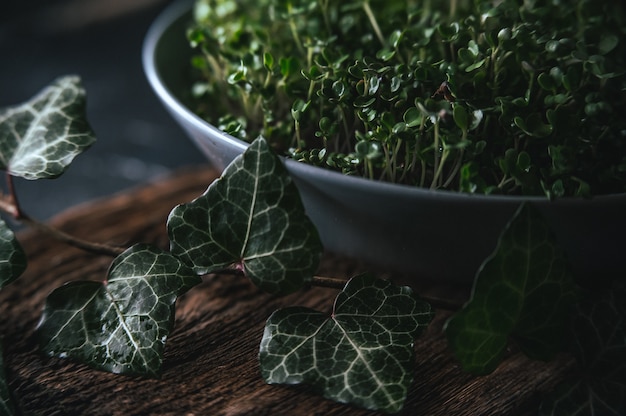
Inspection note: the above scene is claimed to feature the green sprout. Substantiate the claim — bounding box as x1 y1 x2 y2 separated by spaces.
187 0 626 197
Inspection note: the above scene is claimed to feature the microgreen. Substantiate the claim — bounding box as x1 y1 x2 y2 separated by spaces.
187 0 626 197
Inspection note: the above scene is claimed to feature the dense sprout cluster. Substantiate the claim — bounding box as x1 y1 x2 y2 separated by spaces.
187 0 626 197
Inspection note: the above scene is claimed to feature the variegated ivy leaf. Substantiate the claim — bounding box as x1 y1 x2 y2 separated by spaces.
37 244 200 377
0 217 26 289
0 343 14 416
168 137 322 295
539 286 626 415
0 75 96 179
259 274 434 413
444 202 578 375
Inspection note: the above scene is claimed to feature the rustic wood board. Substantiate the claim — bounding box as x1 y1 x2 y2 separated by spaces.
0 166 575 416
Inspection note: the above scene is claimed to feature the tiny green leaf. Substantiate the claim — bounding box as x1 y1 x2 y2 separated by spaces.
355 140 382 160
259 274 433 413
458 47 477 62
263 52 274 71
291 99 310 122
538 72 557 91
389 30 402 48
444 203 578 374
516 151 531 172
514 113 553 137
279 57 298 78
0 217 26 290
453 104 469 131
168 137 322 295
0 343 14 416
37 244 200 377
598 35 619 55
437 22 460 40
465 58 486 72
403 107 421 128
0 76 96 180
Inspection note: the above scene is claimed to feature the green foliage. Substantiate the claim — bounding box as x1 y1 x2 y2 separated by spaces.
168 137 322 295
444 203 578 374
0 76 96 180
1 75 625 414
0 218 26 290
539 285 626 415
259 274 433 413
37 244 201 377
188 0 626 197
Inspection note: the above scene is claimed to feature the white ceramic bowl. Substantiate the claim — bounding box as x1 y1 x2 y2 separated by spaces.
143 0 626 283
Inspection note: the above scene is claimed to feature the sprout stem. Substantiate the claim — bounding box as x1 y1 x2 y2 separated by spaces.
362 0 385 46
430 119 441 188
287 2 305 56
443 148 464 188
318 0 332 34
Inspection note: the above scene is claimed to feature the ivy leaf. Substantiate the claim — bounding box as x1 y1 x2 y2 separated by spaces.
539 381 625 416
539 286 626 415
168 137 322 295
444 203 578 375
0 217 26 290
37 244 200 377
0 343 14 416
0 76 96 180
259 274 434 413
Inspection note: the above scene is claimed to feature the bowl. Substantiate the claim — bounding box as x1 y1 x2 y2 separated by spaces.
143 0 626 283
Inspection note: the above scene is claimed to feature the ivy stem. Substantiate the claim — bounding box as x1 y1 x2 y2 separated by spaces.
0 173 125 257
311 275 463 310
311 275 346 289
210 269 462 310
5 173 24 219
21 214 125 256
0 194 18 218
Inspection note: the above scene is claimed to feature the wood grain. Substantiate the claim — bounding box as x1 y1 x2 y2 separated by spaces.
0 166 576 416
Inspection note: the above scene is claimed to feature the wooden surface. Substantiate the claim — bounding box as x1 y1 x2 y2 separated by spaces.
0 166 576 416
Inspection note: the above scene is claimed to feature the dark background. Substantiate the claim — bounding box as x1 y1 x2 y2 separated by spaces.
0 0 206 221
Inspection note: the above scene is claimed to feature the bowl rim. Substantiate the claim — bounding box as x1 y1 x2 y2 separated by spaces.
142 0 248 156
143 0 626 206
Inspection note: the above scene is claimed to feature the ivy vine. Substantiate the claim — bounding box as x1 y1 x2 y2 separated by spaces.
0 76 624 414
